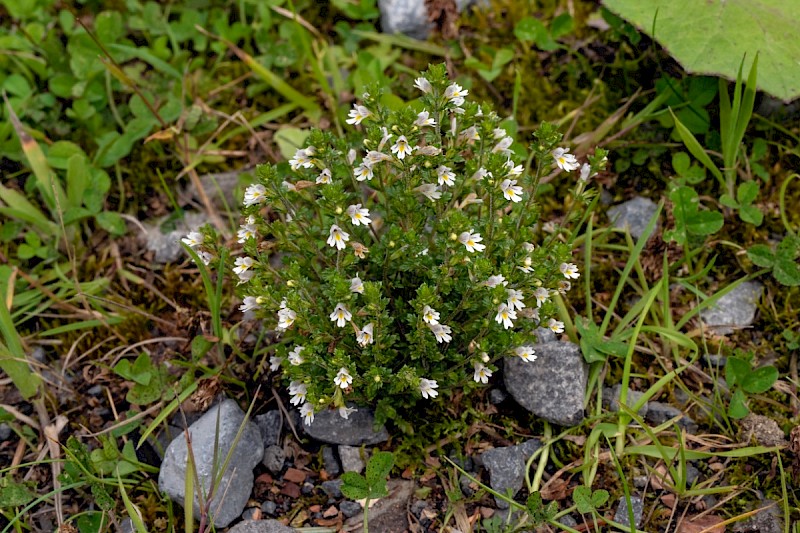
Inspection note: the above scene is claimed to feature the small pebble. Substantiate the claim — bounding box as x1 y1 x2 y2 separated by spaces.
262 445 285 474
321 479 343 499
260 501 277 515
240 507 259 520
86 384 103 396
339 445 367 473
322 446 341 476
0 423 12 441
340 501 362 518
489 388 508 405
410 500 427 517
301 481 315 495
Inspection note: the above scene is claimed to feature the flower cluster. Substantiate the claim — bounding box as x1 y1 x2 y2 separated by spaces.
193 65 607 429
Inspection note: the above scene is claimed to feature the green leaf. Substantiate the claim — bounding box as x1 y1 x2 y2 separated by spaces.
573 485 594 514
686 209 723 236
719 193 738 208
741 366 778 394
67 154 89 211
737 181 759 205
191 335 215 359
728 388 749 419
95 211 127 236
340 472 369 500
672 152 690 175
773 258 800 286
739 205 763 226
514 17 548 43
725 356 750 388
0 478 37 507
602 1 799 101
591 488 609 508
550 13 574 39
365 450 393 497
275 128 311 160
747 245 775 267
669 109 724 183
113 353 153 386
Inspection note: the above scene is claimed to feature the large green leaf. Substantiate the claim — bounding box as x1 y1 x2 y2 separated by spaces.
602 0 800 101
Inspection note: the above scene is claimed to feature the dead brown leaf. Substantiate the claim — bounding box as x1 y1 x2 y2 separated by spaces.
677 514 725 533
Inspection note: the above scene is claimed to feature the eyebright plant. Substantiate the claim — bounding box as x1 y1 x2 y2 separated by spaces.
189 64 607 431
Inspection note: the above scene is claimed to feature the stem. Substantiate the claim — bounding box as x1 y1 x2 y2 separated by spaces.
530 421 551 492
363 497 370 533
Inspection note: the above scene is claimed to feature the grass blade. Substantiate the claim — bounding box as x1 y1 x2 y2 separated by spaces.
669 108 724 186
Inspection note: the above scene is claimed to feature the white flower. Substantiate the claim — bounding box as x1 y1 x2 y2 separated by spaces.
533 287 549 307
365 150 392 165
560 262 580 279
414 77 432 93
558 280 572 294
289 146 316 170
514 345 537 362
346 105 371 125
445 83 468 106
233 256 255 282
327 225 350 250
458 126 479 143
277 307 296 331
269 355 283 371
237 223 258 243
506 289 525 311
415 145 441 156
289 381 307 405
500 179 523 203
493 128 507 140
378 127 393 150
547 318 565 334
414 183 442 202
580 163 593 182
437 166 456 187
330 303 352 327
493 136 513 154
239 296 260 313
182 231 203 248
316 168 332 184
391 135 412 160
347 204 371 226
422 305 440 325
522 242 535 252
415 110 436 127
473 362 492 384
417 248 429 256
243 184 267 207
553 147 579 172
334 367 353 389
288 345 305 365
458 230 485 253
350 276 364 294
419 378 439 399
472 167 490 181
357 323 374 346
505 159 524 176
495 303 517 329
542 221 557 234
196 251 213 265
300 402 315 425
354 164 374 182
338 406 358 419
282 180 297 192
518 256 534 274
429 323 452 343
484 275 507 288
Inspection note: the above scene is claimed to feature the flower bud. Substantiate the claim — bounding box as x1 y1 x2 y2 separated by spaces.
374 375 381 382
335 206 343 215
389 240 395 247
481 352 489 363
287 280 296 287
449 233 457 240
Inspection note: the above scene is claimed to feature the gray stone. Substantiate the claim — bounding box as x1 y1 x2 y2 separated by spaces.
86 384 103 396
378 0 476 40
700 281 762 335
303 407 388 446
260 500 277 515
557 514 578 528
261 445 285 474
255 410 282 447
614 495 644 529
685 465 700 486
157 399 264 528
119 517 135 533
340 501 362 519
321 479 343 499
645 402 698 433
489 388 508 405
608 196 659 240
603 384 648 417
226 519 295 533
0 423 11 441
633 475 648 489
144 211 209 264
339 445 367 473
534 326 557 344
739 414 786 447
343 479 415 532
322 446 341 477
702 354 727 368
241 507 259 520
459 474 476 497
732 499 783 533
479 439 541 509
504 341 587 426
